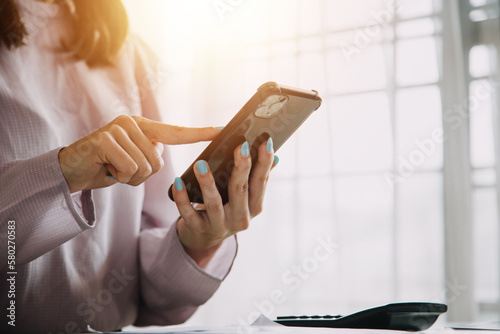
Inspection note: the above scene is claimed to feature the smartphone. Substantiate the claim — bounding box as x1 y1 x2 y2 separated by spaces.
168 81 322 204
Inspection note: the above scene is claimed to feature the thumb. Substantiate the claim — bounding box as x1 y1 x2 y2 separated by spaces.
136 117 221 145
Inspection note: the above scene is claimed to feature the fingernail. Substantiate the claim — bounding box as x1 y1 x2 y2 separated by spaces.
107 175 116 180
174 177 183 191
267 137 274 153
241 141 250 157
215 126 225 130
196 160 208 175
274 155 279 166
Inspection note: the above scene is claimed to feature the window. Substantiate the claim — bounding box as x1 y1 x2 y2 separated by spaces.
123 0 500 325
466 0 500 320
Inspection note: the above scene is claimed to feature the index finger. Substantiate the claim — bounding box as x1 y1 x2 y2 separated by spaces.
134 117 220 145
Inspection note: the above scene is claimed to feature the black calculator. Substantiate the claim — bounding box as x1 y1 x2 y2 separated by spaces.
275 302 447 331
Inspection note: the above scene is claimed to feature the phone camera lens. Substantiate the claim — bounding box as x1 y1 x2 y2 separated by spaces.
255 95 288 118
269 103 281 114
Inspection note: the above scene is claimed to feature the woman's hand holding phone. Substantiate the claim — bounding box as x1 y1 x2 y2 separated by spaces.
172 137 276 268
58 115 220 193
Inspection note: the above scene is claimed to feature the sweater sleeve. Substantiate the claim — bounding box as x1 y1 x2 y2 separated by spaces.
0 148 96 270
135 224 237 326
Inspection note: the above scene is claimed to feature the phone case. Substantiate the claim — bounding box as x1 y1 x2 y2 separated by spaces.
168 82 322 204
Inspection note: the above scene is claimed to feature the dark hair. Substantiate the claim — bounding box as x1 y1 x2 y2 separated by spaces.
0 0 129 67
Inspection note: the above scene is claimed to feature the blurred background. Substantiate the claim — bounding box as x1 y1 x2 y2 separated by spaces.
123 0 500 326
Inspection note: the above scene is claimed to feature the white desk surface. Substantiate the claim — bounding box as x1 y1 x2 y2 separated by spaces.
91 315 500 334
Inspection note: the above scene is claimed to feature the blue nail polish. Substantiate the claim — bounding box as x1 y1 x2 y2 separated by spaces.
215 126 225 130
196 160 208 175
274 155 279 166
174 177 184 191
107 175 115 180
241 141 250 157
267 137 274 153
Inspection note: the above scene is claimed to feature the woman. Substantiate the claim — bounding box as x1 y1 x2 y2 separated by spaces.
0 0 276 332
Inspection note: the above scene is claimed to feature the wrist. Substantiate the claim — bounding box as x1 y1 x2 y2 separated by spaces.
182 242 222 269
58 146 79 193
176 218 224 269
